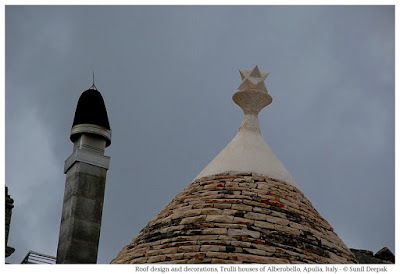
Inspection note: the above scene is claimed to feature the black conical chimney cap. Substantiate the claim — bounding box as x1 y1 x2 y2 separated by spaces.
72 88 110 130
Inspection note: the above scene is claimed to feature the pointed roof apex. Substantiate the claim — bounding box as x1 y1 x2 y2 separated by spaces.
194 66 296 187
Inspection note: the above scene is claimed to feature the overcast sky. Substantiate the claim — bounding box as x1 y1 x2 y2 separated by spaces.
4 5 394 264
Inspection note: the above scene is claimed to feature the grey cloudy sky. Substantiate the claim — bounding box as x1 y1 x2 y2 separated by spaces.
4 5 394 264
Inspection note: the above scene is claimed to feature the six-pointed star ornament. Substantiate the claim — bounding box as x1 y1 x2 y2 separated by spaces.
238 65 269 92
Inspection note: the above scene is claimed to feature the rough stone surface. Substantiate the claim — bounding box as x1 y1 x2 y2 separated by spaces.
375 247 395 263
111 173 357 264
351 248 395 264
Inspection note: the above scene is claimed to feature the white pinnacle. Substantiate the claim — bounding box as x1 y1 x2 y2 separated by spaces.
194 66 297 187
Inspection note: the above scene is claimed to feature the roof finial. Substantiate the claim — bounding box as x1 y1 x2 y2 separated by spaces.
233 65 272 118
89 71 97 90
238 65 269 92
194 66 296 186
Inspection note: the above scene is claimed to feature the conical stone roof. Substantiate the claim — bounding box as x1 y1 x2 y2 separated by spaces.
111 66 357 264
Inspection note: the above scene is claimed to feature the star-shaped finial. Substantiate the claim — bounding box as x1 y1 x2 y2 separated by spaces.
238 65 269 92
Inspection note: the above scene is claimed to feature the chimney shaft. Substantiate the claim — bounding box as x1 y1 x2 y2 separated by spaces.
57 88 111 264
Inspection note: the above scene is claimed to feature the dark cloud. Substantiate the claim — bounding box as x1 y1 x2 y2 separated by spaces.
5 6 394 264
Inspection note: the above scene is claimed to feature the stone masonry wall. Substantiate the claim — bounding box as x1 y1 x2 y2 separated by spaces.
112 173 357 264
5 186 15 258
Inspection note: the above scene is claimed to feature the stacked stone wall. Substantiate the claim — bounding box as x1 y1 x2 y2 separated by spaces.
112 173 357 264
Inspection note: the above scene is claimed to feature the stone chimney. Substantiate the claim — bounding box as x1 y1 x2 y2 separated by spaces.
56 84 111 264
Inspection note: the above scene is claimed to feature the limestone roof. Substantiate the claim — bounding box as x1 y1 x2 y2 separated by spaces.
112 173 357 264
111 67 356 264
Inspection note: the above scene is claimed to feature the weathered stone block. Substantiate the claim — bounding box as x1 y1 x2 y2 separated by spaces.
181 209 203 218
254 220 275 229
183 252 206 259
214 223 247 230
244 212 267 221
165 253 184 261
243 248 268 256
227 228 260 239
160 247 178 255
200 245 225 252
192 201 213 209
202 228 227 235
206 252 229 259
212 203 232 209
180 215 207 225
130 257 148 264
147 255 167 263
206 215 234 223
146 249 162 257
266 215 290 226
201 208 223 215
178 245 201 253
233 178 246 182
231 204 253 212
242 190 257 197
